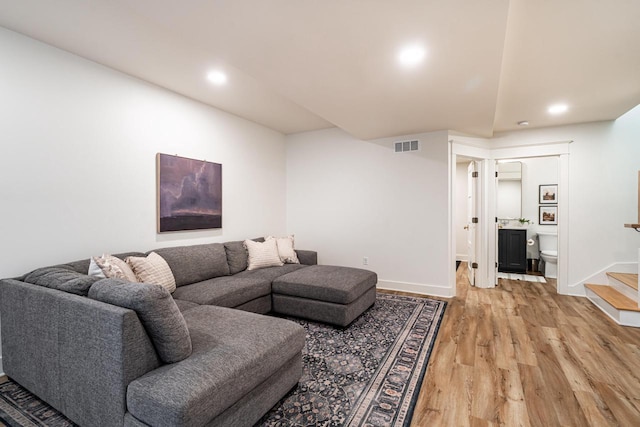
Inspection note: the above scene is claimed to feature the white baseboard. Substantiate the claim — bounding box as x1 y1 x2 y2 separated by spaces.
377 280 454 298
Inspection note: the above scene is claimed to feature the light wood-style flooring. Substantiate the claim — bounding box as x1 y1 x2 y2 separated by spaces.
407 262 640 426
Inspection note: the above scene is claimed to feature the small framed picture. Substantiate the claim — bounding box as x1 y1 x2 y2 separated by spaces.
539 206 558 225
539 184 558 204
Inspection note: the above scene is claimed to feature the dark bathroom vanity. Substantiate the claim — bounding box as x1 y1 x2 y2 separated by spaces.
498 228 527 273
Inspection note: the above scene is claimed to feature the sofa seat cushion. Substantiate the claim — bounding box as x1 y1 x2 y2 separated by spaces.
171 276 270 308
273 265 377 304
233 263 307 283
126 306 305 427
152 243 230 287
172 299 200 313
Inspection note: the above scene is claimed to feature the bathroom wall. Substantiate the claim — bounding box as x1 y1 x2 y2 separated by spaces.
521 157 559 258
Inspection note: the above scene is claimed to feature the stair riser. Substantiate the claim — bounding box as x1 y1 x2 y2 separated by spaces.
608 277 639 301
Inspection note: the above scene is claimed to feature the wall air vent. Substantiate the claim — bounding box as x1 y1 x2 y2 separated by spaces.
394 140 420 153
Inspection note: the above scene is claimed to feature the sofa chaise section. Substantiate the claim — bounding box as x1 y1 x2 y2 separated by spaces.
0 279 161 427
125 306 305 426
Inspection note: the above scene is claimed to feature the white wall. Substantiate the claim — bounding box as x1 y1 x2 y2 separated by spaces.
491 106 640 288
0 27 288 280
286 128 451 296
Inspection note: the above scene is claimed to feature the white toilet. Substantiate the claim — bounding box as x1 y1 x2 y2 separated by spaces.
537 231 558 278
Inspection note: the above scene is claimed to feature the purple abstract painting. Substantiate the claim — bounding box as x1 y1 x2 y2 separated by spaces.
157 153 222 232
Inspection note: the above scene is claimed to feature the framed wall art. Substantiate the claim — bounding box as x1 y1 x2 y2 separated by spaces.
539 184 558 204
157 153 222 232
539 206 557 225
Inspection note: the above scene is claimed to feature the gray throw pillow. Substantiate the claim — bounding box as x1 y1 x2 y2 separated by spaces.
22 267 101 296
88 279 192 363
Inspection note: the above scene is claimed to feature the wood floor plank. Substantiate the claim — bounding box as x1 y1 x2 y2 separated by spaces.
455 303 479 366
496 368 530 427
415 339 457 423
471 343 499 422
491 308 517 370
573 390 617 427
442 362 474 427
508 315 538 367
594 381 640 426
519 364 562 427
543 327 594 393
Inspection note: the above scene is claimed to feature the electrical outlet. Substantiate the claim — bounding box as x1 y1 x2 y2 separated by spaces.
363 257 368 265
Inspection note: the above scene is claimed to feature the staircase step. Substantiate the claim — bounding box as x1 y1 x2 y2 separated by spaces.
606 272 638 291
585 284 640 312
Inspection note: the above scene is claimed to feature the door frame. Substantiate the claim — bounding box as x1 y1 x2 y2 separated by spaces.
449 139 492 291
450 138 571 294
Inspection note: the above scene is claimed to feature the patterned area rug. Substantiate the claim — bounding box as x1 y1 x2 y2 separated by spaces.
258 293 446 426
0 381 74 426
0 293 445 427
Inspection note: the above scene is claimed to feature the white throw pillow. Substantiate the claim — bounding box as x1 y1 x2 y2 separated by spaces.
266 235 300 264
244 239 284 270
126 252 176 293
90 254 139 283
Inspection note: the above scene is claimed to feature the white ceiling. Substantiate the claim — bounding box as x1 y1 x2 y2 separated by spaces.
1 0 639 140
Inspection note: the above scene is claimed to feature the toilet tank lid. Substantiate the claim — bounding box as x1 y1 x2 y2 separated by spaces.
541 250 557 256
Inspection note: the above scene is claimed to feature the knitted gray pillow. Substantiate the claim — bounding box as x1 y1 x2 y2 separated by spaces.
88 279 192 363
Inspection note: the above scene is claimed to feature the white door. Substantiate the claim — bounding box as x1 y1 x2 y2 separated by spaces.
467 161 480 286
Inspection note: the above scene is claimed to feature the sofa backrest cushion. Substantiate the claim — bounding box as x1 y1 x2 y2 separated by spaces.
88 279 192 364
224 241 248 275
22 266 102 296
54 252 146 275
152 243 230 287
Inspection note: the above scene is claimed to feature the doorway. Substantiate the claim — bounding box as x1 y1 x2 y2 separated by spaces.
450 139 570 294
453 154 489 289
495 156 559 285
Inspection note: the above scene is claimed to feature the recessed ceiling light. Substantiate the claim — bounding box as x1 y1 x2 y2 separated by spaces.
517 120 529 126
207 70 227 85
548 104 568 115
398 45 426 67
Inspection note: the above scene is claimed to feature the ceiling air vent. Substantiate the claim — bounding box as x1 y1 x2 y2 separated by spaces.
394 140 420 153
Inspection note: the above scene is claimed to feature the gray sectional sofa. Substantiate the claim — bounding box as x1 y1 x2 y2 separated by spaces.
0 240 377 427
